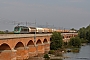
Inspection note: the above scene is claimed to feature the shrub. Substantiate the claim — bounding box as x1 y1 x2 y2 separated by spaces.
71 48 80 53
48 50 55 54
43 54 50 60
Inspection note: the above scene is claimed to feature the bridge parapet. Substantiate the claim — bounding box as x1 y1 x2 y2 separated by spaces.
0 34 52 39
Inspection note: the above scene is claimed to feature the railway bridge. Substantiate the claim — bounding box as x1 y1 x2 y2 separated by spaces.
0 33 78 60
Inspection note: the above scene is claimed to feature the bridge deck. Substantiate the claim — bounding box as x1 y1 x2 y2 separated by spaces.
0 34 52 39
0 33 78 39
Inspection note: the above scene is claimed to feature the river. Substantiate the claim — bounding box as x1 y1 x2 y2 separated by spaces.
28 44 90 60
63 44 90 60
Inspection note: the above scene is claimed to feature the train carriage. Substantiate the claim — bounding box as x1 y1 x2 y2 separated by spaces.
49 28 53 33
29 27 36 33
14 26 29 34
56 29 61 32
36 27 44 33
43 28 49 33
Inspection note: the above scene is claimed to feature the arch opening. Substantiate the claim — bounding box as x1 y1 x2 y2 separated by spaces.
27 40 34 46
0 43 11 53
14 42 24 50
50 38 52 41
36 39 42 45
43 39 48 43
0 43 11 52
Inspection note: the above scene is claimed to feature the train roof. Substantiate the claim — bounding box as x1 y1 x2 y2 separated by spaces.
29 27 36 29
36 27 43 29
15 26 28 28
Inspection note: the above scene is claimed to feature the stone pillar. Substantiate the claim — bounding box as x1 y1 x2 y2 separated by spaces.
11 48 17 60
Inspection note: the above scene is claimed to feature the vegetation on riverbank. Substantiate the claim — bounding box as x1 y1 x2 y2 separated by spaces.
50 32 63 50
50 31 81 50
46 25 90 60
78 25 90 43
27 25 90 60
69 37 81 48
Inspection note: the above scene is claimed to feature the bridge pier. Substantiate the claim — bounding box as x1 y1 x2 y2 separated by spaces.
27 45 37 57
11 50 17 60
44 43 50 53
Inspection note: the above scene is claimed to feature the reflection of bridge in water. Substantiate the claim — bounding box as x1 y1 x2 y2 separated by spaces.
0 33 78 60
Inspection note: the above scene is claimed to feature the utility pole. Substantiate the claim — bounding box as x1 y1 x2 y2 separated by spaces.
34 20 38 55
64 28 65 32
26 21 27 26
34 20 36 46
46 22 48 28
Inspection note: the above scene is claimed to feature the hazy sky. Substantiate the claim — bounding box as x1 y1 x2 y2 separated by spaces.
0 0 90 31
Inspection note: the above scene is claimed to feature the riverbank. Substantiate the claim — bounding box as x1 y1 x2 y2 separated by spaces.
26 44 90 60
27 49 68 60
27 57 44 60
27 55 70 60
63 44 90 60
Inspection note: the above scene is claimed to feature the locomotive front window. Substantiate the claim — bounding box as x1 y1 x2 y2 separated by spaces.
14 27 19 31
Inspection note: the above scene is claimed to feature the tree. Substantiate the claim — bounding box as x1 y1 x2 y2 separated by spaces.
50 32 63 50
70 28 77 31
0 31 4 34
86 25 90 42
78 27 86 39
69 37 81 48
78 25 90 43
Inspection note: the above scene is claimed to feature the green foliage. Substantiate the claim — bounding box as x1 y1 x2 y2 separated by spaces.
81 38 87 43
0 30 14 34
43 54 50 59
0 31 5 34
78 25 90 43
63 42 69 48
71 48 80 53
48 50 55 54
69 37 81 48
86 29 90 43
70 28 77 31
50 32 63 50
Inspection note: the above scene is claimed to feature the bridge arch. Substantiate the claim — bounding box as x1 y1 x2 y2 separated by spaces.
43 38 50 53
36 39 45 54
0 43 11 50
43 38 48 43
0 43 12 60
27 40 36 54
27 40 34 46
14 42 24 50
36 39 42 45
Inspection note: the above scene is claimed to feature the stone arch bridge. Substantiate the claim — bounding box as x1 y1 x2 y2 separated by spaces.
0 33 78 60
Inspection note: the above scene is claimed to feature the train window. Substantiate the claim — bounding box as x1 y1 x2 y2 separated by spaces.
21 28 29 31
14 27 19 31
24 29 29 31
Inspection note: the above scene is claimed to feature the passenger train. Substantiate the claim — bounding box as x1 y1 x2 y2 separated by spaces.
14 26 77 34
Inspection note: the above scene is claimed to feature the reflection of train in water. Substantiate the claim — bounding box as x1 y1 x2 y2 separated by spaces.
14 26 77 34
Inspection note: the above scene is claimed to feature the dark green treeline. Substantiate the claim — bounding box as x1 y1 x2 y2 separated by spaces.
78 25 90 43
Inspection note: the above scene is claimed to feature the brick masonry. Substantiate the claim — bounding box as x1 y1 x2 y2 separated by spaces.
0 33 78 60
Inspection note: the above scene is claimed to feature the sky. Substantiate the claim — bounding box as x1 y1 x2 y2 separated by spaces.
0 0 90 31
